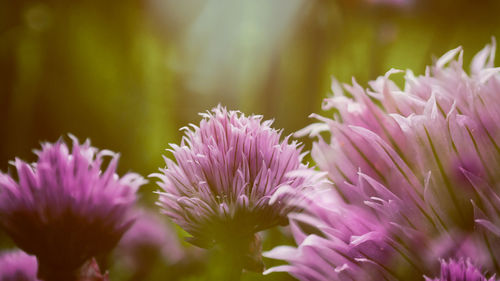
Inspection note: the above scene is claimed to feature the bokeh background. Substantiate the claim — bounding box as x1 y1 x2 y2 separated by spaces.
1 0 500 280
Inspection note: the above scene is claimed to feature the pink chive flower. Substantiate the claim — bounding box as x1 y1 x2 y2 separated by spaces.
0 250 39 281
0 136 146 281
266 41 500 280
425 259 498 281
153 105 320 251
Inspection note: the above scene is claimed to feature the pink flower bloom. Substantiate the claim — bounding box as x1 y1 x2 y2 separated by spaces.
154 105 320 249
0 250 39 281
267 41 500 280
0 136 146 281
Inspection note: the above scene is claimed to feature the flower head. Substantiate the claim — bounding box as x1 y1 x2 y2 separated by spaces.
0 136 146 280
425 259 498 281
266 41 500 280
0 250 39 281
154 105 318 248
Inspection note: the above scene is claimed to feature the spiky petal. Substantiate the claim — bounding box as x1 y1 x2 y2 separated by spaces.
425 259 498 281
264 187 404 281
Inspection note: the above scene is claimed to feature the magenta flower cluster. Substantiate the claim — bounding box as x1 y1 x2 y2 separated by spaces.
265 41 500 280
1 42 500 281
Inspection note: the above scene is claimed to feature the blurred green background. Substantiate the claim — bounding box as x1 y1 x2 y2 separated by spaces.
1 0 500 280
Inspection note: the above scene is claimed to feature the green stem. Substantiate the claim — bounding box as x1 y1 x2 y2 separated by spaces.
211 245 244 281
206 232 263 280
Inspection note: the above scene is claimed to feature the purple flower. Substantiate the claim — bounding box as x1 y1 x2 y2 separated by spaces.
154 105 320 249
0 250 39 281
266 41 500 280
0 136 146 281
425 258 498 281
